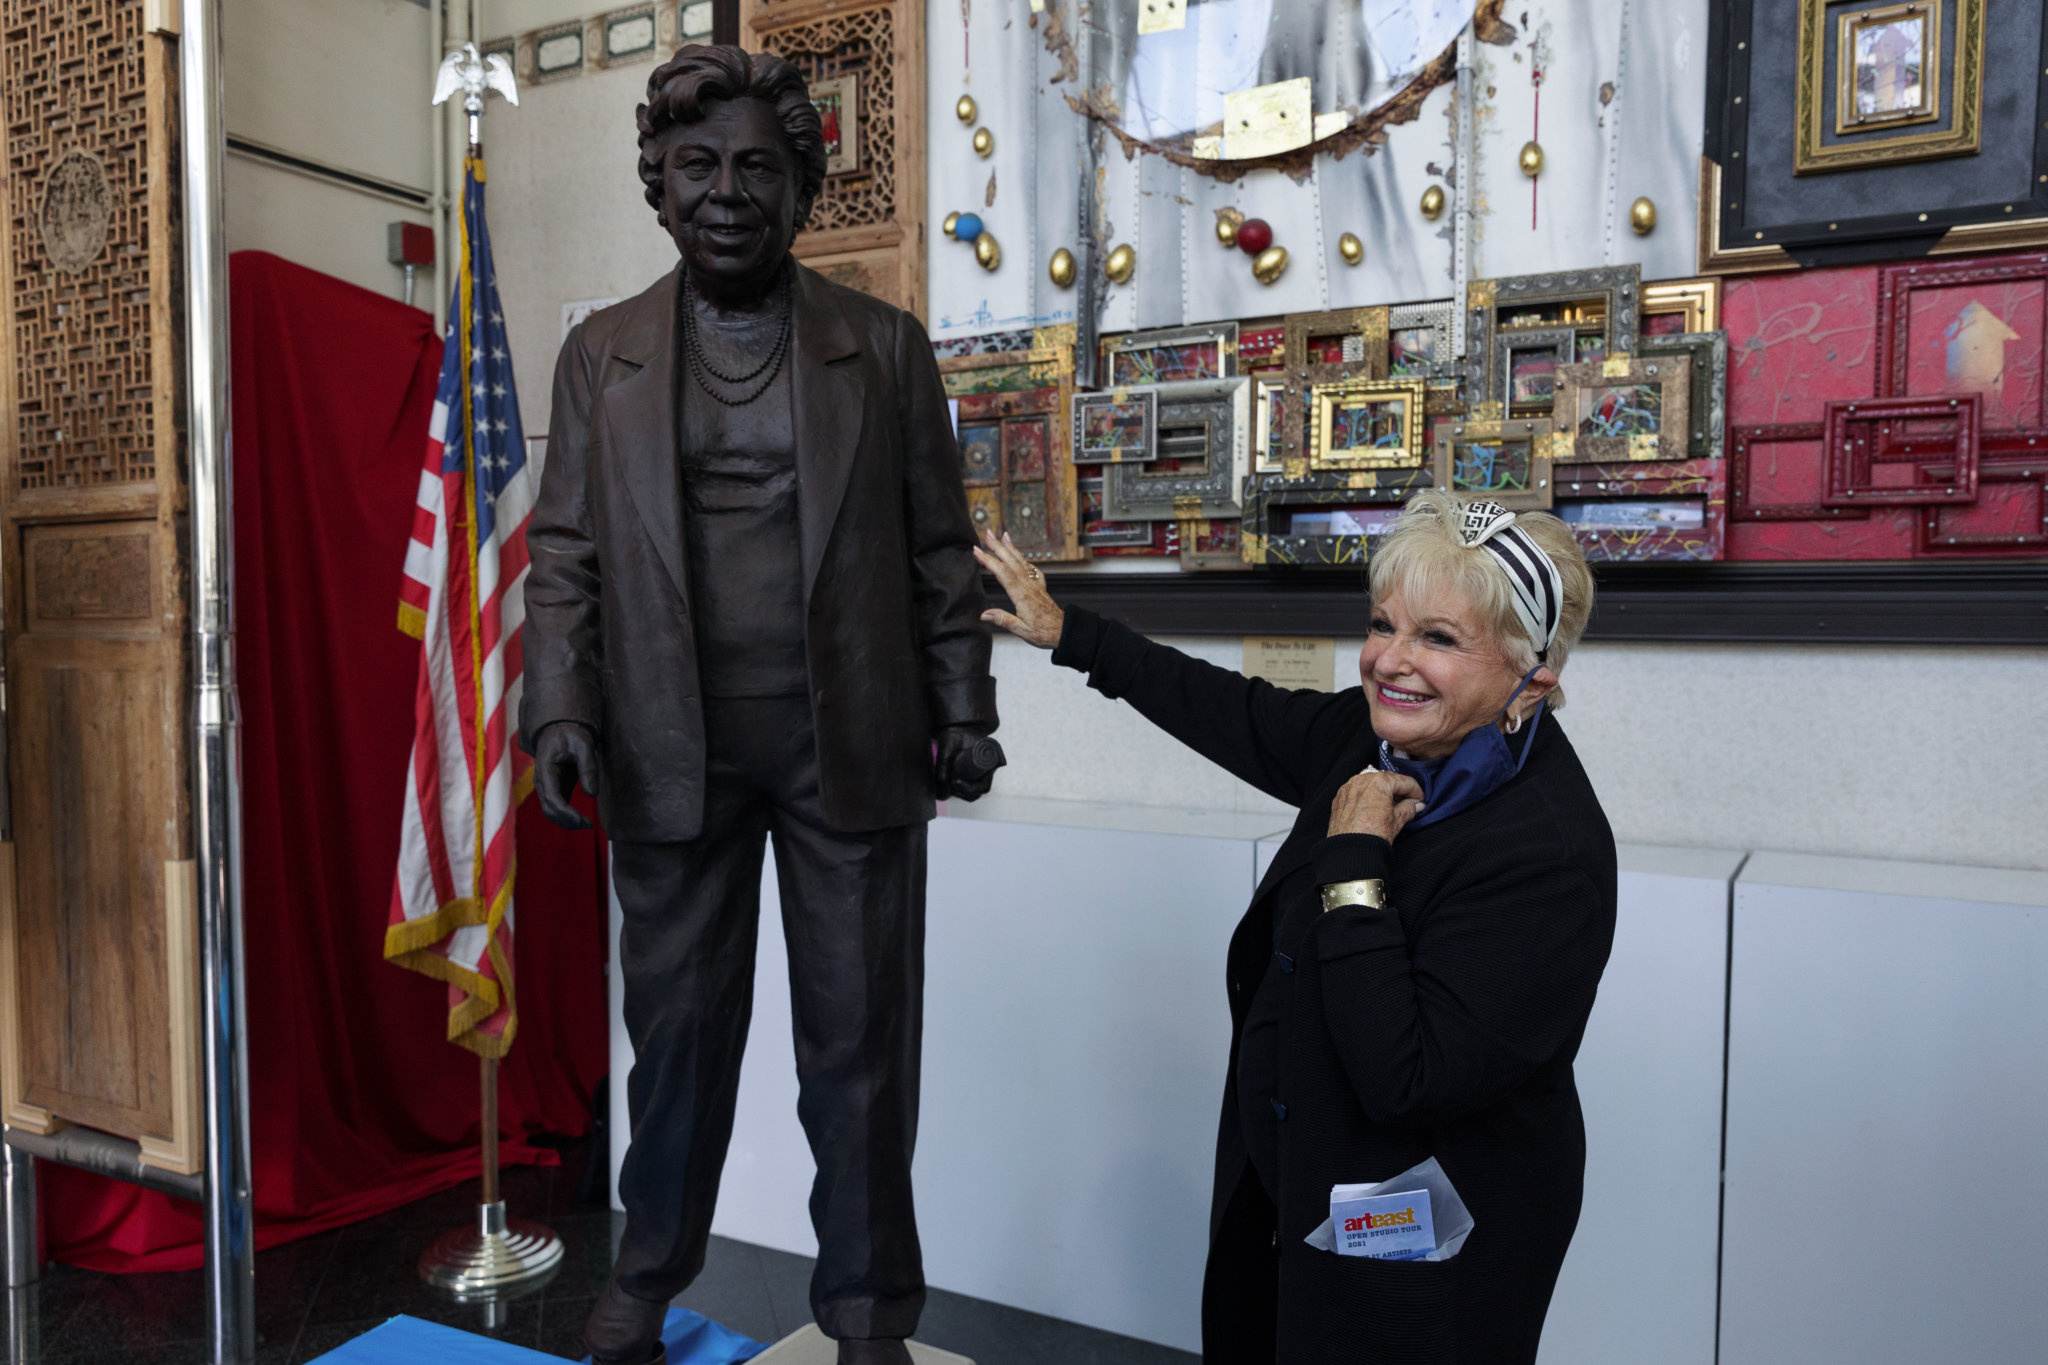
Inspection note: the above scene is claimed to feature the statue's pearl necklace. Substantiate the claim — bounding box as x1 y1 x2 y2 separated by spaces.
683 267 791 406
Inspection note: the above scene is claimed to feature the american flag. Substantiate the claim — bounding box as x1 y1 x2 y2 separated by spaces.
386 156 536 1057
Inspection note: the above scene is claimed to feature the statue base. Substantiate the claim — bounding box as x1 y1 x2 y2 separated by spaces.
752 1324 973 1364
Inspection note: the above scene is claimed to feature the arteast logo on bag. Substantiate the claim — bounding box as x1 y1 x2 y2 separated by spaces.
1343 1205 1418 1233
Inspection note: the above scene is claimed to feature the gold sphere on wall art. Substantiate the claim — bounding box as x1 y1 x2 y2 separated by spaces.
1518 141 1544 177
956 94 977 124
1048 247 1076 288
974 231 1001 271
973 127 995 158
1337 232 1363 266
942 211 961 239
1216 216 1239 247
1251 245 1288 284
1629 196 1658 235
1420 184 1446 220
1104 243 1136 284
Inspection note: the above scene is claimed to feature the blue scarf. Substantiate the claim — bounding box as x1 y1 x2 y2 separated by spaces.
1378 668 1545 830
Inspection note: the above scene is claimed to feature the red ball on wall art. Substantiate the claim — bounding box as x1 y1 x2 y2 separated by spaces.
1236 218 1273 256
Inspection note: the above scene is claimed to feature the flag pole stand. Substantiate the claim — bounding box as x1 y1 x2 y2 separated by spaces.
418 1056 564 1303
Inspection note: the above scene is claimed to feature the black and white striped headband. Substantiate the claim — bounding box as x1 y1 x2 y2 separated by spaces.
1456 500 1563 660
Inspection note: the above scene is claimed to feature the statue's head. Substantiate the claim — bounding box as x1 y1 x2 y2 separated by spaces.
637 45 827 300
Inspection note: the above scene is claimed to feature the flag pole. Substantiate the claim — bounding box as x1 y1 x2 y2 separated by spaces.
414 41 561 1309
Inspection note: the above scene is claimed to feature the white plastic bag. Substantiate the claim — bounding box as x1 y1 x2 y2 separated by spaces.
1304 1156 1474 1262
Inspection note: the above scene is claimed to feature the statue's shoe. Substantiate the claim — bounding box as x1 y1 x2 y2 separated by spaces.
583 1275 670 1365
835 1339 913 1365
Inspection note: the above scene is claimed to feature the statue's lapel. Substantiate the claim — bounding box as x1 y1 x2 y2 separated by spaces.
789 264 865 596
603 268 687 602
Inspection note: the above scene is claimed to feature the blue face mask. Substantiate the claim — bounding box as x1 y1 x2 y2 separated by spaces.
1378 667 1545 830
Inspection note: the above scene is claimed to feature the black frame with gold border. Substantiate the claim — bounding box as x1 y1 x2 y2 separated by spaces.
1702 0 2048 271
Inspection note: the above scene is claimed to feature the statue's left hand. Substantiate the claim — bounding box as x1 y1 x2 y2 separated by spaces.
935 725 998 801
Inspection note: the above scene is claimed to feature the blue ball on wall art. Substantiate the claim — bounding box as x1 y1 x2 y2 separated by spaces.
952 212 983 243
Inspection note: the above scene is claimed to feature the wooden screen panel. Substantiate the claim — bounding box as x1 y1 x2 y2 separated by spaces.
740 0 926 318
952 384 1080 563
0 3 197 1173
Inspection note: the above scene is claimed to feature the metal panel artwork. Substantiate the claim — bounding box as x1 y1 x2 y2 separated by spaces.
1241 469 1431 568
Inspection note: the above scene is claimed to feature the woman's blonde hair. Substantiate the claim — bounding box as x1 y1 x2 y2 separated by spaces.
1367 490 1595 708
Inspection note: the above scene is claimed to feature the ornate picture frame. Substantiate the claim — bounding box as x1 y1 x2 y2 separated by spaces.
1432 417 1555 511
1099 322 1240 386
1493 326 1577 413
1468 268 1641 410
1241 470 1428 568
1388 300 1459 378
1077 474 1153 548
936 346 1082 563
1553 460 1728 562
1874 251 2048 432
1283 306 1391 372
1795 0 1981 175
1309 375 1429 472
1635 329 1729 464
1642 278 1722 336
1071 390 1158 464
1548 353 1691 464
1253 374 1290 474
1821 393 1982 506
1105 377 1251 520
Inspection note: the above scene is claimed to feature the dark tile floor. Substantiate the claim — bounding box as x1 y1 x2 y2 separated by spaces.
3 1140 1196 1365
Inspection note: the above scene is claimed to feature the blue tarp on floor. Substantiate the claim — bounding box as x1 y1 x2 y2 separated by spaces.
308 1307 766 1364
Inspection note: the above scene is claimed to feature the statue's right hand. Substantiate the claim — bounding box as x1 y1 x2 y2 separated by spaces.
534 721 600 830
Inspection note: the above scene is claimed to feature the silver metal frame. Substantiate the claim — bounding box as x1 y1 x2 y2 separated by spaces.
1106 377 1251 520
182 2 256 1361
1637 330 1730 464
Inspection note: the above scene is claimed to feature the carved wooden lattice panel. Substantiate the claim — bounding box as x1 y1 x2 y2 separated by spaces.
741 0 924 318
4 0 158 490
754 6 894 236
0 0 198 1176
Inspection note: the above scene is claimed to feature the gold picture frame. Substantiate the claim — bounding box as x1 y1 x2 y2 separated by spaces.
1642 278 1722 335
1309 376 1428 472
1547 354 1692 464
1795 0 1982 175
1432 417 1556 511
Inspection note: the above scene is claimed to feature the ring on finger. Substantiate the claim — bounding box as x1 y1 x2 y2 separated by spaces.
1026 568 1040 580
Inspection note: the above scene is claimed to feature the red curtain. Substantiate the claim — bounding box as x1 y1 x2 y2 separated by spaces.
39 251 608 1272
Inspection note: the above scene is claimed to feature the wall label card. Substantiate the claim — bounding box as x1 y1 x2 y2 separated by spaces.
1243 636 1335 692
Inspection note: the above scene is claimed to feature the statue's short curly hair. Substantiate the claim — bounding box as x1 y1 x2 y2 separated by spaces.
637 45 827 231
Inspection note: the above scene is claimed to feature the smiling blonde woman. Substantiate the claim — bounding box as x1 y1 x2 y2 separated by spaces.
978 491 1616 1365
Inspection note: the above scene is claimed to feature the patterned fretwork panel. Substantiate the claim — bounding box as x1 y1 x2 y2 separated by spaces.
4 0 156 491
756 5 894 237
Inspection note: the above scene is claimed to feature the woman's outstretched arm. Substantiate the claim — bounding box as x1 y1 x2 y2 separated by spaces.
976 530 1363 808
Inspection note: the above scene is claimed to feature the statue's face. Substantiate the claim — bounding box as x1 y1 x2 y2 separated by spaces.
658 97 800 298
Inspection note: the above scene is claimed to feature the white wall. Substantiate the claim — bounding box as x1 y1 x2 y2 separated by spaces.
986 634 2048 873
223 0 440 300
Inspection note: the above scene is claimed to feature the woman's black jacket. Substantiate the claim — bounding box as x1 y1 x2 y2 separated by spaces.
1052 608 1617 1364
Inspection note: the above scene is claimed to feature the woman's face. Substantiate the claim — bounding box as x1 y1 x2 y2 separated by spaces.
1359 583 1549 761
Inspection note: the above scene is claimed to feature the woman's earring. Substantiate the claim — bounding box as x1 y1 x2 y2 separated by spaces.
1505 710 1523 735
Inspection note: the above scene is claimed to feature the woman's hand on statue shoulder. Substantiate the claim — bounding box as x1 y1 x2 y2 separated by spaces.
1327 767 1426 842
976 529 1064 650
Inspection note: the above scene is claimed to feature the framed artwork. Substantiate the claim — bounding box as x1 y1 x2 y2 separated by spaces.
1284 307 1391 371
1100 322 1240 385
1552 459 1728 562
1795 0 1979 175
1432 417 1555 511
1242 470 1426 568
1388 300 1458 377
1701 0 2045 271
1875 252 2048 431
1071 390 1158 464
1636 330 1730 464
1493 326 1577 412
1240 323 1287 370
937 348 1081 563
1642 278 1722 336
1253 374 1289 474
1076 475 1154 548
1916 434 2048 554
1309 376 1428 472
810 73 862 176
1548 354 1691 464
1105 377 1251 520
1468 268 1641 408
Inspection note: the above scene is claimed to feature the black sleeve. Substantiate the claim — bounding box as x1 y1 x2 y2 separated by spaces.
1051 606 1365 808
895 308 997 733
1310 857 1614 1129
